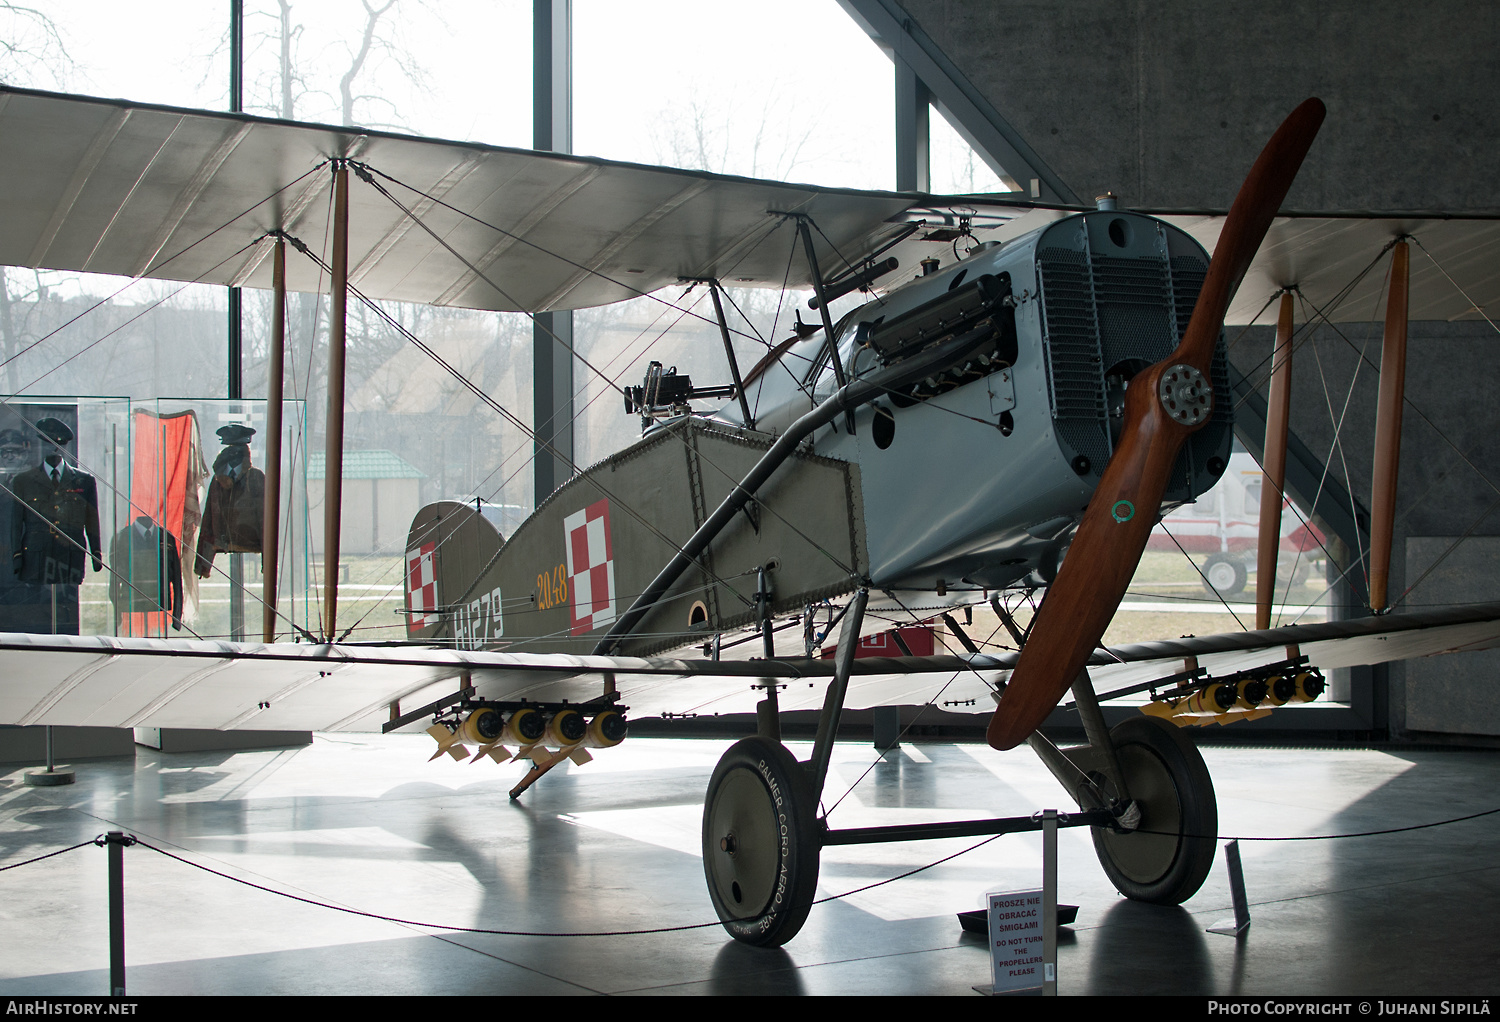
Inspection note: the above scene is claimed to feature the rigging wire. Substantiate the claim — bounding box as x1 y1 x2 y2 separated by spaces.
276 234 759 632
355 162 782 347
278 197 870 642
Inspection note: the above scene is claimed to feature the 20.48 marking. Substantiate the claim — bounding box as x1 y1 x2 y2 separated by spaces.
537 563 568 610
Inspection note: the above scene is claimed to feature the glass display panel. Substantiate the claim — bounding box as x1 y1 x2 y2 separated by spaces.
138 397 309 642
0 397 131 636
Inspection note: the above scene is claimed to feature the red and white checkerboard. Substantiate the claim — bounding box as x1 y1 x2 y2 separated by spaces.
564 499 615 636
406 542 438 629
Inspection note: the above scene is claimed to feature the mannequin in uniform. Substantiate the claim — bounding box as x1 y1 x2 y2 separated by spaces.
0 427 49 633
11 417 103 587
195 424 265 577
109 515 184 635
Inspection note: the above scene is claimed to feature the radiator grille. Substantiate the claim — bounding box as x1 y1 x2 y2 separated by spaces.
1037 247 1110 473
1037 237 1227 500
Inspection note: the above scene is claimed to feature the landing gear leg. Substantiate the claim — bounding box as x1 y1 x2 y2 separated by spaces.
702 588 868 946
1090 715 1217 903
1029 672 1217 904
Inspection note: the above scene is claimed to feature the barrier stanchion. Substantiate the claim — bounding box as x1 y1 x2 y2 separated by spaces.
96 831 137 996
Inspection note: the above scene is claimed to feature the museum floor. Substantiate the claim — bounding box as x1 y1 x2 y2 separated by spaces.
1 731 1497 996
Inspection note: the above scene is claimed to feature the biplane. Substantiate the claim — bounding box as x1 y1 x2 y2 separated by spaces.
2 85 1499 947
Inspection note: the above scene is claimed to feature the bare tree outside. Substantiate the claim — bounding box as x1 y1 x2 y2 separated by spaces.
0 1 72 90
240 0 441 129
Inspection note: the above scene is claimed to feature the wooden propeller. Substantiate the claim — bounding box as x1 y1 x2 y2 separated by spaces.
986 98 1327 751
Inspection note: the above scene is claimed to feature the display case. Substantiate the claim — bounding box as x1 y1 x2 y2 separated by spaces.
128 398 310 641
0 397 132 637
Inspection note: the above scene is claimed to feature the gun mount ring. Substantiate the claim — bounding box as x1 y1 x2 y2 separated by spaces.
1158 364 1212 426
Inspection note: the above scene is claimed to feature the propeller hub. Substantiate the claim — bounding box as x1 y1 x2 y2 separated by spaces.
1157 364 1212 426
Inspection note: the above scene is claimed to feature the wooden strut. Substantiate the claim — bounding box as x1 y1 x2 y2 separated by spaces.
323 163 350 641
261 237 286 643
1369 241 1410 612
1256 291 1295 630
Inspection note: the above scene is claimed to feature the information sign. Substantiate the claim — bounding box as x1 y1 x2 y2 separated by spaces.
987 888 1045 994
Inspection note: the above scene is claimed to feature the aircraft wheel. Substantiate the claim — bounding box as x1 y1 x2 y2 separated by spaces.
702 736 822 946
1091 715 1217 904
1202 554 1246 596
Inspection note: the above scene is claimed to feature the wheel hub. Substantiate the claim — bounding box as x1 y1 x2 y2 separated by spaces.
706 770 779 913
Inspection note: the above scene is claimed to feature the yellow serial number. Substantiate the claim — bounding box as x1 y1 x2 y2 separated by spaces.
537 563 569 610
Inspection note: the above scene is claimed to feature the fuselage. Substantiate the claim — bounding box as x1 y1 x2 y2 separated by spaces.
405 209 1234 656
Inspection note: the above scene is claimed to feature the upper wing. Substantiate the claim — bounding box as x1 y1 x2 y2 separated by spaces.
6 86 1496 323
983 207 1500 325
0 86 920 312
3 601 1498 733
1164 213 1500 325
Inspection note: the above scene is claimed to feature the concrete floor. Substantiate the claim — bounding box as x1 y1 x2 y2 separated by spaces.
0 731 1496 996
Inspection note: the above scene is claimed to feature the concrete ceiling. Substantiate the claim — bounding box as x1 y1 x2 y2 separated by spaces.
894 0 1500 212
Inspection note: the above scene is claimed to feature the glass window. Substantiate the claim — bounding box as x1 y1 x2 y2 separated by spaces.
929 107 1014 195
574 1 893 189
1243 478 1262 515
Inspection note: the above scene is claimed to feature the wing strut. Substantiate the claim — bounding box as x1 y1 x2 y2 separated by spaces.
323 162 350 642
1255 290 1296 629
1369 240 1410 612
795 216 856 435
262 236 287 642
708 282 755 428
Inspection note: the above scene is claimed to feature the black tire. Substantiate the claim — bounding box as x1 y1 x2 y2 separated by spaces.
1091 715 1217 904
702 736 822 946
1201 553 1246 596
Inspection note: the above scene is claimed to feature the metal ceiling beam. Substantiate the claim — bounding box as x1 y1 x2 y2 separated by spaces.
837 0 1079 202
895 58 929 193
533 0 575 503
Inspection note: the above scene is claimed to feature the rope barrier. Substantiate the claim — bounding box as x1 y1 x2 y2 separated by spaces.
1 801 1495 939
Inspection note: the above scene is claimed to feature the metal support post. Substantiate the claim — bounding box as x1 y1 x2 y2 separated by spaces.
755 566 780 742
895 56 930 192
872 706 901 751
1069 668 1129 805
533 0 574 504
808 588 868 799
27 583 74 785
1041 810 1057 996
99 831 137 996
